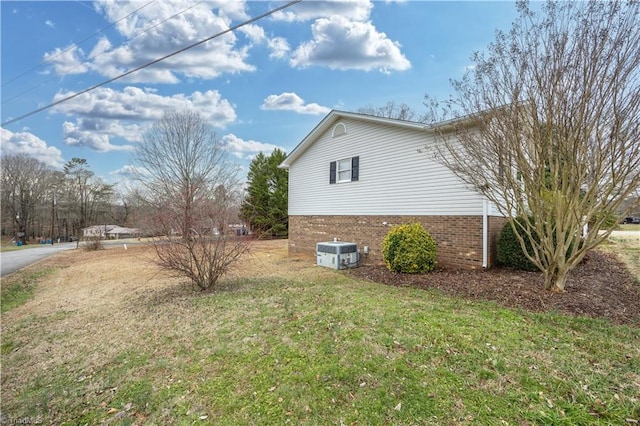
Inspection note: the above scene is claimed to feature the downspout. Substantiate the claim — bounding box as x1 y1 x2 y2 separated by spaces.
482 197 488 268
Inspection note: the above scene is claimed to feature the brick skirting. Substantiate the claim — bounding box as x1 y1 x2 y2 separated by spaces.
289 215 507 269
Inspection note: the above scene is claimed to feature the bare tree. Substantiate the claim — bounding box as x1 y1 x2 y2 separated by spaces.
133 110 248 290
358 101 428 123
59 158 115 238
1 154 54 243
63 158 94 233
425 0 640 292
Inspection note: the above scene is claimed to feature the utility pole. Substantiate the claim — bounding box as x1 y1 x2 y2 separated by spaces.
51 193 56 244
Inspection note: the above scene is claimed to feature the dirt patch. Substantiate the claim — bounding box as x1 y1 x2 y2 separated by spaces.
350 249 640 326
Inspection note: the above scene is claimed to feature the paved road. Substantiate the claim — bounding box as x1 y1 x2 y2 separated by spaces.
0 243 77 277
610 229 640 238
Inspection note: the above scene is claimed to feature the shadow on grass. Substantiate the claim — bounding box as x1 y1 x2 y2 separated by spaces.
132 275 279 310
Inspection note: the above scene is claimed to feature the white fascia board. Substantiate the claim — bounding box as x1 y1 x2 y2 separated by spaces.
279 110 433 169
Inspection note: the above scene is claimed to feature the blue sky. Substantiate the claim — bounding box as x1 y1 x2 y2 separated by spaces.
1 1 519 189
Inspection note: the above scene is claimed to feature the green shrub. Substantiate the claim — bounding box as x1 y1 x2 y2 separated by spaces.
497 217 582 271
496 218 538 271
591 211 619 230
381 223 436 273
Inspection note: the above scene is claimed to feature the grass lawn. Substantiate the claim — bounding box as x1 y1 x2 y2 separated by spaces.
0 242 39 253
603 229 640 282
1 241 639 425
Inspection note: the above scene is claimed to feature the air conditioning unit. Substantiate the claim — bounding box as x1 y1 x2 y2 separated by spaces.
316 241 359 269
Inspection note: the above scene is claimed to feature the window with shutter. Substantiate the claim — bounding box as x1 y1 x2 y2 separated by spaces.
329 161 336 184
351 156 359 181
338 158 351 182
330 156 360 184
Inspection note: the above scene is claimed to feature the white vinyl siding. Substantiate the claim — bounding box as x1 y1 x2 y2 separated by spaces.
288 118 499 216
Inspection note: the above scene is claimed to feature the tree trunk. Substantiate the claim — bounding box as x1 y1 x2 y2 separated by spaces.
543 264 569 292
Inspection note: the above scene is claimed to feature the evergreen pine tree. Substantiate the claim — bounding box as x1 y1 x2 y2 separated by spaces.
241 149 288 237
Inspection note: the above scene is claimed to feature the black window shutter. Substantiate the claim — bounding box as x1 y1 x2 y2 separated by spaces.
329 161 336 184
351 156 359 181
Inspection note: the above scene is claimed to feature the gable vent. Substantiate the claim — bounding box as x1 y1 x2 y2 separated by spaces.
332 123 347 138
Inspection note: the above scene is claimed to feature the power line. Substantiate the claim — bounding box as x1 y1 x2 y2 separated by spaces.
1 0 302 127
2 0 206 106
1 0 156 88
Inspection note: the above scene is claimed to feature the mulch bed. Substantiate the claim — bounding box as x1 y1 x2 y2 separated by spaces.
350 250 640 326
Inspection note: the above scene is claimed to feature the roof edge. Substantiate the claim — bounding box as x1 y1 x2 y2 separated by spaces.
279 110 433 169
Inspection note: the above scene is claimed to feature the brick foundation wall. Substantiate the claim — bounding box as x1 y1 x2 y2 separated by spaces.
289 215 508 269
488 216 508 267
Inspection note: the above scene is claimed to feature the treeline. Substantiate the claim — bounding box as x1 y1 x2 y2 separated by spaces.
1 148 291 244
1 155 128 243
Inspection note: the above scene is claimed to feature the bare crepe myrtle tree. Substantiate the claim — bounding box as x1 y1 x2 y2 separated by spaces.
134 110 249 290
424 0 640 292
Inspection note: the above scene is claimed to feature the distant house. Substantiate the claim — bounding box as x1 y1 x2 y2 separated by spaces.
82 225 116 239
106 226 141 239
82 225 140 240
279 110 508 269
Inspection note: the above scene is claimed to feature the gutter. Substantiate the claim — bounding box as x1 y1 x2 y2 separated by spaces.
482 197 488 268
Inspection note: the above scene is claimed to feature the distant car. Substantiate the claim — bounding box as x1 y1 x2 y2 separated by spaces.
622 217 640 224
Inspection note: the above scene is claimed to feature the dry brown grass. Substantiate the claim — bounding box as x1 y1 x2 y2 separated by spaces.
1 240 325 399
6 240 305 316
599 232 640 283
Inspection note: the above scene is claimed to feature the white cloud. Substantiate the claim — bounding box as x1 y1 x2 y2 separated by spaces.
108 164 151 190
236 23 290 61
45 19 55 28
221 134 285 159
110 164 143 177
69 0 256 83
50 87 236 153
95 0 249 36
290 15 410 73
238 23 292 62
273 0 373 22
52 87 236 128
240 24 266 44
62 121 134 152
89 36 112 59
261 92 330 115
60 117 142 152
42 45 89 75
267 37 290 59
0 127 64 168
